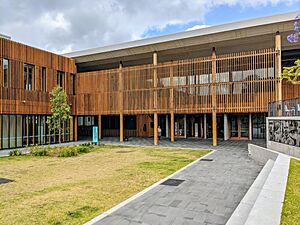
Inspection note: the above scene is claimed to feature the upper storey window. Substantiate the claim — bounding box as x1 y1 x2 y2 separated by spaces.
24 64 35 91
57 71 65 88
41 67 46 92
70 74 75 95
3 59 9 87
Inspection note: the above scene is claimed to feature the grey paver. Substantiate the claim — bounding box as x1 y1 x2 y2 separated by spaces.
90 138 264 225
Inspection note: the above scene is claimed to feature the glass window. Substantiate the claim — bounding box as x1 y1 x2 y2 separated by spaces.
16 115 22 147
3 59 9 87
9 115 16 148
41 67 46 92
24 64 35 90
57 71 65 88
2 115 9 148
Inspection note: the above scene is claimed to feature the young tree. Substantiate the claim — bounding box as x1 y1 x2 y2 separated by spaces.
281 59 300 84
47 87 71 143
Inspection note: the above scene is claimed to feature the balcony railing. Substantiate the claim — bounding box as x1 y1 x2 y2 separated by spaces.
268 98 300 117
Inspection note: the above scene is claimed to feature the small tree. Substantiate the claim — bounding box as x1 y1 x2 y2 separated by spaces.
47 87 71 143
281 59 300 84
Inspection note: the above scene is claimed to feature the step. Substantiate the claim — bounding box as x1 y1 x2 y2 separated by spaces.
226 159 275 225
244 154 290 225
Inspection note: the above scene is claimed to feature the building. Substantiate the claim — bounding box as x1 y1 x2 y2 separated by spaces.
0 11 300 150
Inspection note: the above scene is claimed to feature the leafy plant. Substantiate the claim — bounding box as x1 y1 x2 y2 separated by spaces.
58 147 78 157
9 150 23 156
76 145 91 153
30 146 49 156
281 59 300 84
47 87 71 143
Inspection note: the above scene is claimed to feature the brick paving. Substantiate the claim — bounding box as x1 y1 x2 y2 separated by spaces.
91 138 264 225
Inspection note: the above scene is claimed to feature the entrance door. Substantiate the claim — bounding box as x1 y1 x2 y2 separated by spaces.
230 114 249 140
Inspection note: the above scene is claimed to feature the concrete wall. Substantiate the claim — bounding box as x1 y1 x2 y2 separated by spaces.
267 116 300 158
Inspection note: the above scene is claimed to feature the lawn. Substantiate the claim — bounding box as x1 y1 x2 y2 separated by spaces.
0 145 210 225
281 159 300 225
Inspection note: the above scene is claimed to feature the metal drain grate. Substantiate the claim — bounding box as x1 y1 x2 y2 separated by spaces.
0 178 14 185
160 179 185 186
200 158 214 162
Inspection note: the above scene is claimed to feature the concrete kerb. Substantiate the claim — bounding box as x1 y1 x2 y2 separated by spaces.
83 149 216 225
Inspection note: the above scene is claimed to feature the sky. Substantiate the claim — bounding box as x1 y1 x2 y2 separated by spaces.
0 0 299 54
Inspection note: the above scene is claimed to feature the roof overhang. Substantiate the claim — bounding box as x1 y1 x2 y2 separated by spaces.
64 11 300 71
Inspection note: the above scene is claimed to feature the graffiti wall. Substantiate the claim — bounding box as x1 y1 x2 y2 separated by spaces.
268 119 300 147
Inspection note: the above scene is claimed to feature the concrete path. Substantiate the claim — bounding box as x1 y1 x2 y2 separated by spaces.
89 138 264 225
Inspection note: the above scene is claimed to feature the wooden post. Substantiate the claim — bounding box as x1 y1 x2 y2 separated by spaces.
98 114 102 140
275 32 282 116
212 47 217 146
170 61 175 142
204 114 207 139
119 62 124 143
171 112 175 142
153 52 158 145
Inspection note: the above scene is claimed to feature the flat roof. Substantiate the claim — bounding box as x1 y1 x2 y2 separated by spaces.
65 11 299 61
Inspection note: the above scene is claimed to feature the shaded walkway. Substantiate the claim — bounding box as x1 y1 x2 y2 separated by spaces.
90 138 264 225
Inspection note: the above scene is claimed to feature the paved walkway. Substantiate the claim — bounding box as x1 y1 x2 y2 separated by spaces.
91 138 264 225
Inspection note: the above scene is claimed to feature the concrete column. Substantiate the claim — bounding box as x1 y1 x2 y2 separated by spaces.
184 114 187 138
249 113 252 140
224 114 230 141
204 114 207 139
171 112 174 142
166 115 169 138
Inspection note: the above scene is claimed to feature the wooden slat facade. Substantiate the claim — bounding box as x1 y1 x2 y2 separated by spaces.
0 38 76 115
75 48 283 116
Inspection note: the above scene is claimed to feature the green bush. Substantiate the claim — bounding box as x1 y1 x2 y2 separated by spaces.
58 147 78 157
30 146 48 156
76 145 91 153
9 150 23 156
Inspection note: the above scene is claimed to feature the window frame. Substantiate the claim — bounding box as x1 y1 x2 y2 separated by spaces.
3 58 9 87
41 67 46 92
24 63 35 91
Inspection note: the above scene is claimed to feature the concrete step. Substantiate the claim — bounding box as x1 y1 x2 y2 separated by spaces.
244 154 290 225
226 159 275 225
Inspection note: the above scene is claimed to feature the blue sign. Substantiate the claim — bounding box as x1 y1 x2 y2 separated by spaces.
93 126 98 145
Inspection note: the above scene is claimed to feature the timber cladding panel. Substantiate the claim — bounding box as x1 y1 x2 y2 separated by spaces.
76 48 280 115
0 37 76 115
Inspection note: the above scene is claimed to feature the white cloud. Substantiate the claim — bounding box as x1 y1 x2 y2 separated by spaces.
0 0 298 53
186 24 211 31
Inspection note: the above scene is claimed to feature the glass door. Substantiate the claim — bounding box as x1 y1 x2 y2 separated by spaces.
230 114 249 139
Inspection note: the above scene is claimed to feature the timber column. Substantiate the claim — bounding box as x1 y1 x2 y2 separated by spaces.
212 47 217 146
153 52 158 145
74 116 78 141
119 62 124 143
275 31 282 116
98 114 102 141
170 61 175 142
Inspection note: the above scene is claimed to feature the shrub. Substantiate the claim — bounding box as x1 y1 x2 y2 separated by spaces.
58 147 78 157
30 146 48 156
9 150 23 156
76 145 91 153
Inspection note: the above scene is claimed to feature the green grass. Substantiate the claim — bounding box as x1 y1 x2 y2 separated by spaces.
281 159 300 225
0 145 210 225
